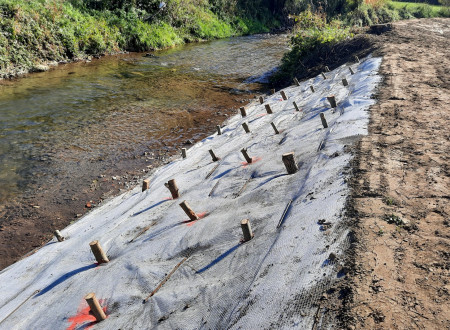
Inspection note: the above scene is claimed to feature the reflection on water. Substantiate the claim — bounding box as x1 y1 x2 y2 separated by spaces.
0 34 289 204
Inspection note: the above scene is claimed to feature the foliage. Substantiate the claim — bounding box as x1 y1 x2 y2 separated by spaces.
0 0 282 78
272 8 352 83
387 1 450 17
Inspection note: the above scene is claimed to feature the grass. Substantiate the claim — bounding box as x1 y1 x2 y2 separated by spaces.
388 1 450 17
0 0 277 78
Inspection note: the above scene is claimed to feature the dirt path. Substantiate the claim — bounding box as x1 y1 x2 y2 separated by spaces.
345 18 449 328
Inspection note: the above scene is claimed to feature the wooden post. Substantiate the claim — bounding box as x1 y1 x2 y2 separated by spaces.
216 125 222 135
242 122 250 133
325 66 330 72
327 95 337 108
241 219 254 242
209 149 219 162
293 77 300 86
280 90 288 100
293 101 300 112
142 179 150 192
240 107 247 117
320 113 328 128
354 55 360 63
84 293 106 322
321 72 327 79
181 148 187 159
271 88 276 94
241 148 252 164
89 240 109 264
271 122 280 135
179 201 198 221
282 152 299 174
310 85 315 93
54 230 65 242
264 104 273 114
167 179 179 199
349 67 355 75
259 96 264 104
342 78 348 86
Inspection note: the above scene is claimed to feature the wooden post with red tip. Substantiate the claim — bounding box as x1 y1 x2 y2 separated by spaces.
179 201 198 221
84 293 106 322
241 148 252 164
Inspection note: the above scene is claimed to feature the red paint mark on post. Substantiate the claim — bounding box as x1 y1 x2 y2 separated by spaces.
183 212 208 226
241 157 262 168
67 299 107 330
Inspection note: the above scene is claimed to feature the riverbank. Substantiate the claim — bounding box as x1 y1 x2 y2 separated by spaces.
0 53 382 328
0 34 288 270
0 0 279 80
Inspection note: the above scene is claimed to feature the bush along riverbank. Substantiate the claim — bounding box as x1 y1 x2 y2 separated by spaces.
0 0 280 79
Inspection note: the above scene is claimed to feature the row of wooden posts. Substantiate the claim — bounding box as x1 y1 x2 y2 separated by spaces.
52 62 357 322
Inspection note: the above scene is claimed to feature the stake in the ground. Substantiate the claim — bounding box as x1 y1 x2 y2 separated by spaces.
342 78 349 86
241 219 254 242
327 95 337 108
310 85 315 93
271 88 276 94
265 104 273 114
166 179 179 199
259 96 264 104
242 122 250 134
181 148 187 159
240 107 247 117
241 148 252 164
54 230 65 242
321 72 327 79
325 66 330 72
320 113 328 128
142 179 150 192
209 149 219 162
349 67 355 75
293 101 300 112
282 152 299 174
354 55 360 63
271 122 280 135
280 90 288 100
179 201 198 221
84 293 107 322
216 125 222 135
293 77 300 86
89 240 109 264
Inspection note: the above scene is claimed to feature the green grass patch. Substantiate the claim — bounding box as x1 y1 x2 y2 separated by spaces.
388 1 450 17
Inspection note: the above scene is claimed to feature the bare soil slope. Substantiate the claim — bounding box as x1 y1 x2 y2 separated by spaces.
346 18 449 328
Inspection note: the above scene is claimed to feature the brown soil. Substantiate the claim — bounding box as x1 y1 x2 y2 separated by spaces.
343 18 450 329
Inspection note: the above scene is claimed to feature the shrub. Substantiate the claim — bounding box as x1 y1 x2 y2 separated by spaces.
272 8 353 84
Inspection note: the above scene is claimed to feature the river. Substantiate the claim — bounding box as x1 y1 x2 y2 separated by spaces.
0 33 289 269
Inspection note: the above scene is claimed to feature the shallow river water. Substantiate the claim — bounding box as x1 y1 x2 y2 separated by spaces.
0 34 288 204
0 33 289 268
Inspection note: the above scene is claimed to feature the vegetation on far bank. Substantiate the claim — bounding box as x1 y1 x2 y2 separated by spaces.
0 0 281 78
0 0 449 79
271 0 449 85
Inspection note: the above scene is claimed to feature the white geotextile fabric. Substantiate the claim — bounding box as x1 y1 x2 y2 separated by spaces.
0 56 381 329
